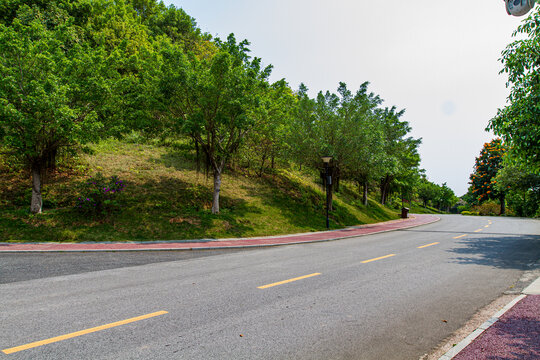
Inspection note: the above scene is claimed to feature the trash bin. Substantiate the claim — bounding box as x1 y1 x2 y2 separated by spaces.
401 207 409 219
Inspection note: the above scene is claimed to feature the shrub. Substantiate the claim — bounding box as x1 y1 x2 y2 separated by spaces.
457 205 469 213
76 173 126 216
461 210 479 216
473 201 500 216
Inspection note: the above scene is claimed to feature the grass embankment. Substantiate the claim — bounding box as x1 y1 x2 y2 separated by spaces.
407 203 443 215
0 139 399 242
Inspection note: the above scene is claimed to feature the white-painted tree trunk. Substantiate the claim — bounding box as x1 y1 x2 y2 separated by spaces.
212 168 222 214
30 165 42 214
363 180 368 206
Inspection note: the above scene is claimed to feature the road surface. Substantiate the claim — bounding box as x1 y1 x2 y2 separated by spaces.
1 215 538 359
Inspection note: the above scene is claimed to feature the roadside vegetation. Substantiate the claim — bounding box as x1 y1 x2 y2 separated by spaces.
1 138 404 242
0 0 457 242
460 8 540 218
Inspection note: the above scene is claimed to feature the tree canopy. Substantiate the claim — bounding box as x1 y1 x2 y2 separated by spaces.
489 7 540 171
1 0 428 216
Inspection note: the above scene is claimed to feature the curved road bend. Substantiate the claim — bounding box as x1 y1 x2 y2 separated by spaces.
1 215 539 359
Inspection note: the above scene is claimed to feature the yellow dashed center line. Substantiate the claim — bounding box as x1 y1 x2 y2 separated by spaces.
417 242 439 249
484 225 490 228
2 311 168 355
474 229 483 232
453 234 467 239
361 254 396 263
258 273 321 289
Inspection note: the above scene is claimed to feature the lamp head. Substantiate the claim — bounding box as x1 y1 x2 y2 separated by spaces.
506 0 536 17
321 156 333 164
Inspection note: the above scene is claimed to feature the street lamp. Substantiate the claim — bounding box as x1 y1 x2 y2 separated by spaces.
321 156 333 229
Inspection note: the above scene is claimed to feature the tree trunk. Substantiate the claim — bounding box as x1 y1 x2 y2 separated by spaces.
380 175 391 205
271 154 275 169
362 180 368 206
333 167 340 192
258 151 267 177
30 164 42 214
46 146 57 172
500 194 506 215
211 166 222 214
194 138 200 173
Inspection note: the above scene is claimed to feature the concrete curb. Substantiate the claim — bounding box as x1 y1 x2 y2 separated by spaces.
0 214 440 252
523 276 540 295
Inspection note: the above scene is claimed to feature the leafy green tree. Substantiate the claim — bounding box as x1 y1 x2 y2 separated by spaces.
417 177 439 208
488 8 540 170
0 5 117 213
494 158 540 217
435 182 457 212
286 83 317 168
159 34 271 213
0 0 156 213
377 107 422 205
469 139 506 214
337 82 385 205
239 79 296 176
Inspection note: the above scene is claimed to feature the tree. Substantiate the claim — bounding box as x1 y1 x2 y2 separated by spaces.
286 83 317 169
160 33 271 213
337 82 385 206
239 79 296 176
0 5 115 213
417 177 439 208
377 107 422 205
494 157 540 217
469 139 507 214
435 182 457 212
488 7 540 170
0 1 155 213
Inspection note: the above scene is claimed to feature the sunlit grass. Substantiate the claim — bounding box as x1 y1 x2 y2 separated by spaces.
1 139 400 242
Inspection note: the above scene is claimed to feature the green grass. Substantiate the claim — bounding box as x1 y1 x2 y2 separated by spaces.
406 202 443 214
0 139 400 242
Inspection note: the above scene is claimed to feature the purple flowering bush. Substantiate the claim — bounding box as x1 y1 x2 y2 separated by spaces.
76 173 126 216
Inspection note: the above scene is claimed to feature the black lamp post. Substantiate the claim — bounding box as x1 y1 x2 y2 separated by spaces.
321 156 333 229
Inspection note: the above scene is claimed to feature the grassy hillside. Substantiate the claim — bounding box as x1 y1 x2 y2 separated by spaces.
0 139 400 242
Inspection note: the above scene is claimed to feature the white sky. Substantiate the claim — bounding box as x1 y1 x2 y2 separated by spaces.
167 0 525 196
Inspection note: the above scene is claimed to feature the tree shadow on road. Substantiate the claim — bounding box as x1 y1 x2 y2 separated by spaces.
448 234 540 270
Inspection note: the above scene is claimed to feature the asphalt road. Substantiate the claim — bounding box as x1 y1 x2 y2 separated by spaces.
1 215 539 359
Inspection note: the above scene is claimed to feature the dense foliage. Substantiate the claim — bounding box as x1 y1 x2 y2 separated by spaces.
417 177 457 212
0 0 438 217
489 7 540 170
480 6 540 217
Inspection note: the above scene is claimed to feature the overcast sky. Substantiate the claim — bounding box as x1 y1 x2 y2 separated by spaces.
167 0 525 196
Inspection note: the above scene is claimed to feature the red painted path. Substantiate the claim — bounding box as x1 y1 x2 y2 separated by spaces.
454 295 540 360
0 214 439 252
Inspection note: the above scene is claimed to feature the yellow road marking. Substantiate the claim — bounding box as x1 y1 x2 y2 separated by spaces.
453 234 467 239
417 242 439 249
484 225 489 228
258 273 321 289
474 229 483 232
361 254 396 263
2 311 168 355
